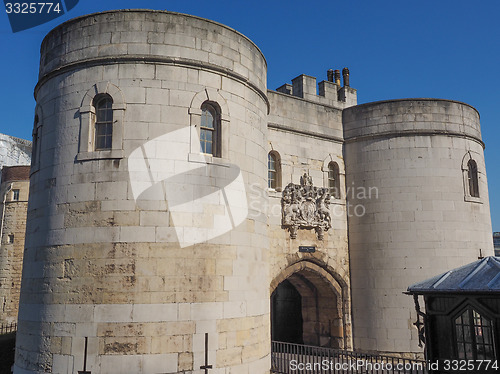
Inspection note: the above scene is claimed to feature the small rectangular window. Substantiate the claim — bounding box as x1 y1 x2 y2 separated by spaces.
7 234 14 244
12 189 19 201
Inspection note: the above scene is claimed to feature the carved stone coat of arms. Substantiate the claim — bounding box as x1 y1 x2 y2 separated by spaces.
281 173 332 240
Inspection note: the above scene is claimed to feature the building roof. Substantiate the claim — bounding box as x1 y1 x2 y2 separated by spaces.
407 256 500 294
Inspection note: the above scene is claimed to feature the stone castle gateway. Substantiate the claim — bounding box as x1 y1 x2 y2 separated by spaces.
14 10 494 374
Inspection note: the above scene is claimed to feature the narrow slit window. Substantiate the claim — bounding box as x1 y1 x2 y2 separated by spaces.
468 159 479 198
328 162 340 199
268 152 277 189
12 189 19 201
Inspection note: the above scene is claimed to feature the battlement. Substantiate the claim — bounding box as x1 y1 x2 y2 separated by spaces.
276 68 357 108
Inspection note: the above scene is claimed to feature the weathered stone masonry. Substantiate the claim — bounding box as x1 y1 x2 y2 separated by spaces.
13 9 494 374
0 166 30 324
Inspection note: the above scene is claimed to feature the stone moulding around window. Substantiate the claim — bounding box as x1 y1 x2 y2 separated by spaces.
462 151 482 204
464 195 482 204
267 150 282 192
268 142 286 192
322 154 346 200
188 88 230 163
187 153 231 168
77 82 126 161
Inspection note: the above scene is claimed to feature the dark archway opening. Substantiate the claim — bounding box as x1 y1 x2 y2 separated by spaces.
271 268 344 348
271 279 303 344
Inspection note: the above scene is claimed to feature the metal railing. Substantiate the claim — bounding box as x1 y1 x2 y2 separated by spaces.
0 322 17 335
271 341 427 374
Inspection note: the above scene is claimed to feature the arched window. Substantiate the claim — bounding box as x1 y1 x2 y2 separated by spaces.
78 83 126 161
93 95 113 150
328 162 340 199
200 102 220 157
268 151 281 190
467 159 479 198
455 308 495 360
268 152 277 189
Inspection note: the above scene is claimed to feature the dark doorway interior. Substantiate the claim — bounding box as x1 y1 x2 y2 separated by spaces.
271 268 344 348
271 279 303 344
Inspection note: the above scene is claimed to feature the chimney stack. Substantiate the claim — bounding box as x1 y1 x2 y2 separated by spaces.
342 67 350 87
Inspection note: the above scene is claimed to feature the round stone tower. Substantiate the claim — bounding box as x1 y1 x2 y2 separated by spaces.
15 10 269 373
343 99 494 355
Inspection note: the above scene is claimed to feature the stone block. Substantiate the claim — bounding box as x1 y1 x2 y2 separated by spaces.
132 303 177 322
94 304 133 322
51 354 73 374
119 226 156 243
126 103 161 123
142 354 178 373
178 352 193 371
99 355 142 374
146 87 169 105
223 301 246 319
191 302 223 320
53 323 76 337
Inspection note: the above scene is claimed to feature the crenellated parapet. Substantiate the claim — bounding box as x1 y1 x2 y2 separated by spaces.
276 68 357 108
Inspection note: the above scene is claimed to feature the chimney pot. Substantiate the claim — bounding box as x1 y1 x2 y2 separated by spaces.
342 67 350 87
334 70 341 87
327 69 334 82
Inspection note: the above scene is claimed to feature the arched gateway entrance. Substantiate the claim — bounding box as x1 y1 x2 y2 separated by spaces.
271 261 347 349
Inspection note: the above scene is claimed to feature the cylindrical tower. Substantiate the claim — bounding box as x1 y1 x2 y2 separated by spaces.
344 99 494 355
16 10 269 373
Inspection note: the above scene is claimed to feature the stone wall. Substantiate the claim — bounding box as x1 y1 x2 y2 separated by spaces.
0 166 30 324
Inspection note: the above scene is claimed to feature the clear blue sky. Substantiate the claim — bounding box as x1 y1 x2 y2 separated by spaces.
1 0 499 231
